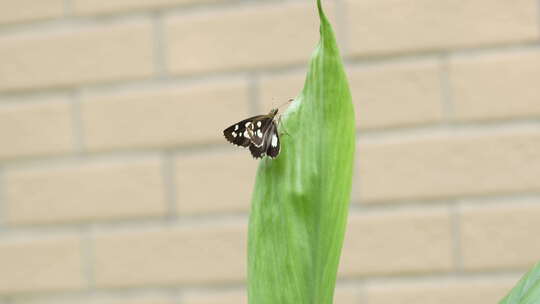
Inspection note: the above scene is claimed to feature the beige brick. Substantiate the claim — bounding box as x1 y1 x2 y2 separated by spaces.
0 0 64 24
0 235 84 294
176 151 257 215
358 130 540 203
349 60 443 129
182 286 358 304
347 0 538 55
460 201 540 270
5 158 166 225
183 290 246 304
14 294 175 304
93 222 246 287
82 80 249 151
0 20 153 92
0 99 74 160
339 208 453 276
365 277 516 304
450 50 540 121
165 3 324 75
333 286 360 304
259 72 304 113
260 59 443 129
74 0 229 15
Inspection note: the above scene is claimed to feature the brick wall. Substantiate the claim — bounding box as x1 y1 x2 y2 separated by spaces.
0 0 539 303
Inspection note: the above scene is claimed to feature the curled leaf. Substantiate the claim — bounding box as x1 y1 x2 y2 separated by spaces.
248 0 355 303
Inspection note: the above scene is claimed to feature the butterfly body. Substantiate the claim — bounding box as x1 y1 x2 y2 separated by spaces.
223 108 281 159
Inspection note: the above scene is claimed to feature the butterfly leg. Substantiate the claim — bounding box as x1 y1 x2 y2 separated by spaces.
277 115 292 138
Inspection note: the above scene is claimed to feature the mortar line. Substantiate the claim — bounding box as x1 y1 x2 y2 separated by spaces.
152 12 169 79
537 0 540 40
0 193 536 233
2 116 540 168
357 271 523 284
0 89 74 101
450 203 463 272
0 285 191 300
0 5 538 47
81 227 96 290
89 283 248 295
333 0 350 57
175 289 184 304
438 54 455 125
352 138 362 207
356 279 367 304
0 270 520 300
64 0 74 16
0 0 299 32
358 119 540 141
162 153 179 223
70 90 86 154
248 73 261 115
353 193 540 214
0 168 4 232
0 42 539 98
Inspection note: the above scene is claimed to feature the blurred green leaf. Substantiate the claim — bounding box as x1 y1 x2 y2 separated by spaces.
247 0 355 303
500 261 540 304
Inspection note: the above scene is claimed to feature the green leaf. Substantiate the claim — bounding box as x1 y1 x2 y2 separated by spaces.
247 0 355 303
499 261 540 304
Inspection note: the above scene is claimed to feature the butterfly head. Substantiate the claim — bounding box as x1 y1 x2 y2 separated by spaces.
269 108 279 118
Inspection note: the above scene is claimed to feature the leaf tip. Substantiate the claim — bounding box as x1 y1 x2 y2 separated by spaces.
316 0 329 25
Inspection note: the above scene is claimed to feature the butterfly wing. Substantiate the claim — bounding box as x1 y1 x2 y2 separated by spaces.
265 123 280 158
248 117 275 148
249 121 280 159
223 115 265 147
249 139 267 158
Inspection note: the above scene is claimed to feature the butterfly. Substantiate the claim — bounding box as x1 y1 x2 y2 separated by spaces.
223 108 281 159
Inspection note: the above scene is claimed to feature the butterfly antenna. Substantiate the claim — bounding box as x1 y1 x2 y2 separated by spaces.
276 98 294 110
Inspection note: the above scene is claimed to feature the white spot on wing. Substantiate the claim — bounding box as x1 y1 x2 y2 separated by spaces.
244 131 250 138
234 125 239 131
245 122 252 128
232 131 237 137
257 121 262 127
271 135 278 147
257 129 263 138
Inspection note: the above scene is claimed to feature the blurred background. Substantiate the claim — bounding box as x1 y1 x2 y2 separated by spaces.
0 0 539 303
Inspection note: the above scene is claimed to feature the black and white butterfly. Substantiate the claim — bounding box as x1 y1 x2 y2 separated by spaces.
223 108 281 159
